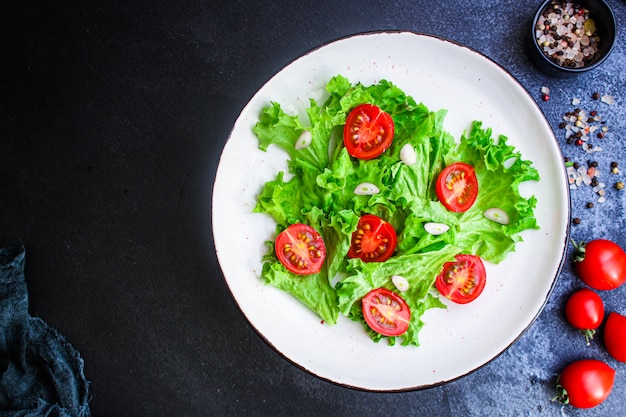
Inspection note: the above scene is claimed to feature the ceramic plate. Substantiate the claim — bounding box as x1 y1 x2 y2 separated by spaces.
212 31 570 391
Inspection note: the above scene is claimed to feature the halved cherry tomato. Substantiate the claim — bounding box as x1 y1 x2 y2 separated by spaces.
435 254 486 304
572 239 626 290
564 288 604 345
362 288 410 336
435 162 479 212
555 359 615 409
343 104 394 160
604 312 626 362
275 224 326 275
347 214 397 263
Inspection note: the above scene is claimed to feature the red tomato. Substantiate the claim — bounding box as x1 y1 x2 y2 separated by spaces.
275 224 326 275
362 288 410 336
348 214 397 263
564 288 604 344
435 254 486 304
435 162 479 212
573 239 626 290
343 104 395 160
555 359 615 409
604 312 626 362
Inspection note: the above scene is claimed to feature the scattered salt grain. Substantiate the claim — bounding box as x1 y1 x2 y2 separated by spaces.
601 95 615 105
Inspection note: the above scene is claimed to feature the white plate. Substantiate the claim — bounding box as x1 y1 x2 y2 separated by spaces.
212 32 570 391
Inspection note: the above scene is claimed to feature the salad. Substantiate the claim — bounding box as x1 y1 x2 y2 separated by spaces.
252 75 539 346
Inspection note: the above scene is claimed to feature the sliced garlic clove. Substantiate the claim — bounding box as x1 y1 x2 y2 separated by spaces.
400 143 417 165
392 275 410 292
354 182 380 195
295 130 312 150
483 208 510 225
423 222 450 235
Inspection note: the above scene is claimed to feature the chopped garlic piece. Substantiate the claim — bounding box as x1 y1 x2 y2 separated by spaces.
400 144 417 165
354 182 380 195
483 208 510 225
423 222 450 235
391 275 410 292
295 130 312 150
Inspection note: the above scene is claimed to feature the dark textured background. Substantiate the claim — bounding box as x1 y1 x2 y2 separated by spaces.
1 0 625 415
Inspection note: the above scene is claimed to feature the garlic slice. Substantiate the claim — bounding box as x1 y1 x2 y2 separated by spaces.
483 208 510 225
400 144 417 165
354 182 380 195
295 130 312 150
424 222 450 235
392 275 410 292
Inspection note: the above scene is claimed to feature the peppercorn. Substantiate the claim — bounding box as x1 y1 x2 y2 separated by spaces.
592 92 600 100
573 162 580 169
573 217 581 225
611 162 619 168
591 178 599 187
559 122 567 129
590 110 598 117
615 182 625 191
564 157 570 163
589 161 598 168
586 202 594 208
597 132 605 139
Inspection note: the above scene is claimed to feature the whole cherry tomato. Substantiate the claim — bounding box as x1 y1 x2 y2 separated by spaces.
554 359 615 409
564 288 604 345
572 239 626 290
604 312 626 362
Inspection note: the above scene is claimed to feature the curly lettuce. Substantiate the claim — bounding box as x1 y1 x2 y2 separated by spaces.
252 75 539 346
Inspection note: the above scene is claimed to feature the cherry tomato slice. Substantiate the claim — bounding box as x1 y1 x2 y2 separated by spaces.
604 312 626 362
435 162 479 212
362 288 410 336
343 104 394 160
435 254 486 304
275 224 326 275
347 214 397 263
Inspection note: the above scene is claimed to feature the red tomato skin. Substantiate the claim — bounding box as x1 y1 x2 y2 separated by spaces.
435 254 486 304
275 224 326 275
564 289 604 330
343 104 394 160
574 240 626 290
435 162 479 212
361 288 410 337
604 312 626 362
558 359 615 409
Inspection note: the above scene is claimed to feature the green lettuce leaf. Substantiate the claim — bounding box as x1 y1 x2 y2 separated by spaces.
252 75 540 346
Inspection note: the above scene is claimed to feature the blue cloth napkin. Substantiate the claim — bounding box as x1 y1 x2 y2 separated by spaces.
0 246 92 417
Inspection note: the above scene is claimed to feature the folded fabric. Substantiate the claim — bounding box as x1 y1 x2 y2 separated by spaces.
0 246 92 417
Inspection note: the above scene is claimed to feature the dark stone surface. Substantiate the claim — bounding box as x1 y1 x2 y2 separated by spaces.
1 0 625 415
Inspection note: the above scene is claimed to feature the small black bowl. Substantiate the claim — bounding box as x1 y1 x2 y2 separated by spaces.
528 0 617 78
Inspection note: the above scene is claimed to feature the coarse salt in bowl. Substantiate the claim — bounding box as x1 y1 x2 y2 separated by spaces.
528 0 617 77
